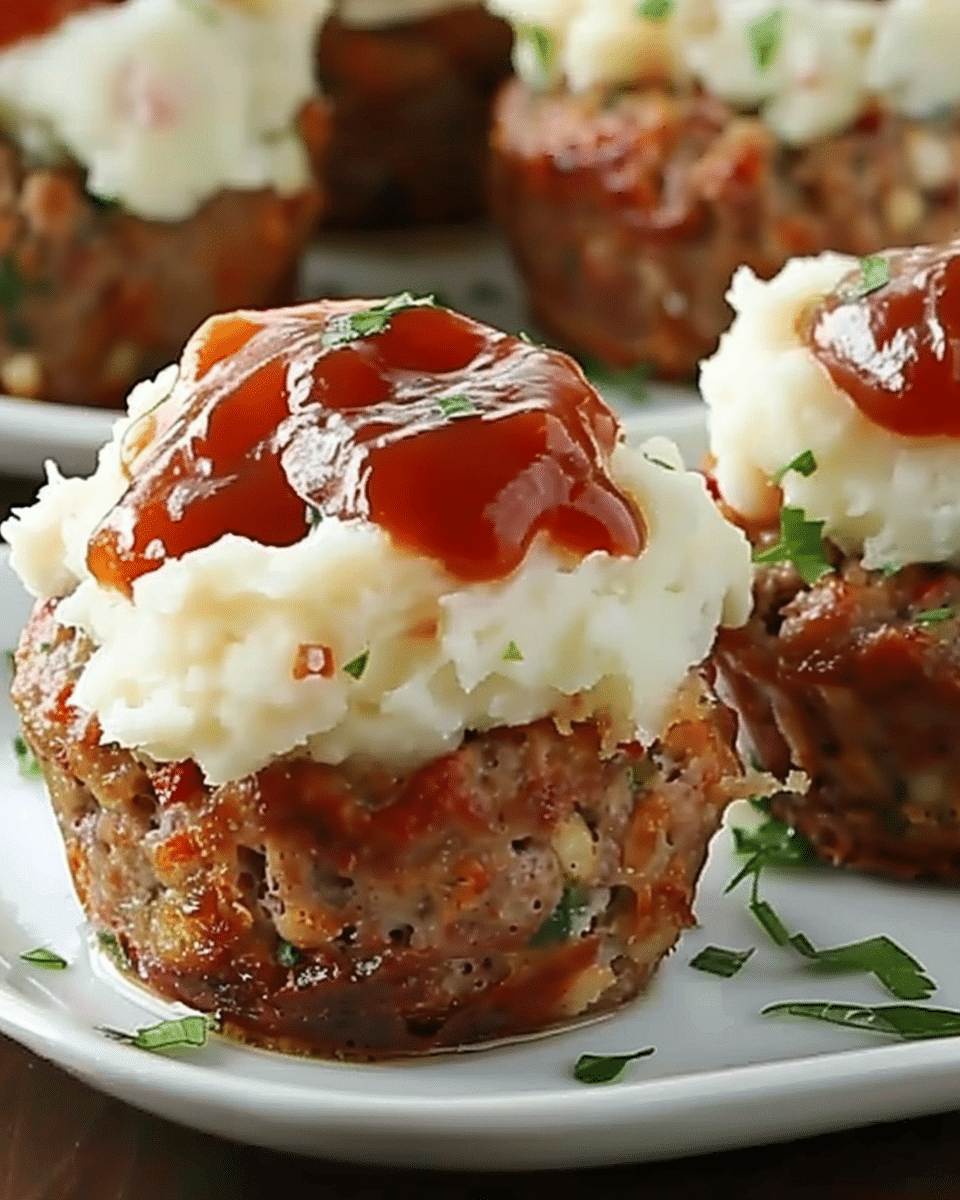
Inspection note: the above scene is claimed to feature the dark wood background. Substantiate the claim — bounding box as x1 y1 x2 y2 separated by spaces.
3 469 960 1200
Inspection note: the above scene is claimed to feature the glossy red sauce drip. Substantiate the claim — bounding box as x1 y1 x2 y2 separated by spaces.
802 240 960 438
87 299 644 594
0 0 118 50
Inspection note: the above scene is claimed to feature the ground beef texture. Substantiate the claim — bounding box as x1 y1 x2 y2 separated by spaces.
11 595 744 1059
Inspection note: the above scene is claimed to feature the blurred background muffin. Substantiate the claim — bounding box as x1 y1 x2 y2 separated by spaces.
0 0 331 408
315 1 513 228
487 0 960 379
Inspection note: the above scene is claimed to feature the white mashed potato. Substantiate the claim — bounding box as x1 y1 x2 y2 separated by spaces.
702 252 960 572
2 370 750 785
0 0 331 220
488 0 960 143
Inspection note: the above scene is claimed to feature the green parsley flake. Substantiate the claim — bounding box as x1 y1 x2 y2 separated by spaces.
322 294 434 350
689 945 755 978
636 0 674 19
582 357 650 405
848 255 890 300
436 394 478 419
503 640 524 663
305 504 323 528
762 1001 960 1041
3 649 13 673
752 506 833 586
343 650 370 680
915 605 957 625
20 947 68 970
277 940 300 968
96 929 131 970
771 450 817 485
12 734 41 780
748 7 784 71
644 454 676 471
518 23 556 77
101 1015 212 1052
573 1047 655 1085
529 884 586 948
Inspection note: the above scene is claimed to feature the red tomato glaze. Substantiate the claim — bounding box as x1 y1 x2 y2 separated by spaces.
87 299 645 594
802 239 960 438
0 1 119 50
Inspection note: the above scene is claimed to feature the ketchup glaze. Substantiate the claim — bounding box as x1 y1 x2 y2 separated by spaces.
802 240 960 438
0 1 117 51
87 298 645 595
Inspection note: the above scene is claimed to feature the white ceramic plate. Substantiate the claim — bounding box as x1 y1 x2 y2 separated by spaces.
4 404 960 1171
0 228 695 480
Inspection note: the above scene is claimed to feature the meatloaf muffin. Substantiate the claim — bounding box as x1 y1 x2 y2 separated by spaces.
316 1 512 227
0 0 330 407
488 0 960 379
703 237 960 881
4 296 751 1058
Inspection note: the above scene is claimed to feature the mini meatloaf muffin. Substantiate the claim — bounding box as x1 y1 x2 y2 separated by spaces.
703 238 960 881
316 1 512 227
3 297 751 1058
0 0 330 407
488 0 960 379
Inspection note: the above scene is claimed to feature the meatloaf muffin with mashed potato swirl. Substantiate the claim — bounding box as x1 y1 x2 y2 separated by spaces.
705 236 960 881
0 0 330 408
4 297 751 1058
488 0 960 379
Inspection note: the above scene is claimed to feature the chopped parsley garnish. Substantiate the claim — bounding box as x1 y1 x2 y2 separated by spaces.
636 0 674 19
343 650 370 680
762 1001 960 1041
728 844 934 1001
573 1047 655 1085
436 394 478 419
322 294 434 350
644 454 676 471
0 255 31 348
847 255 890 300
305 504 323 528
915 605 957 625
727 802 817 889
581 357 650 405
881 562 901 578
97 929 131 970
503 640 524 663
517 23 556 77
20 947 68 970
530 884 587 948
277 940 300 968
748 7 784 71
100 1015 212 1052
752 506 833 586
12 735 41 780
689 945 755 978
771 450 817 485
3 649 13 673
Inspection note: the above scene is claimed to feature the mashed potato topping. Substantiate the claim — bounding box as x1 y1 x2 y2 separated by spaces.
702 252 960 572
3 369 750 784
0 0 331 220
489 0 960 143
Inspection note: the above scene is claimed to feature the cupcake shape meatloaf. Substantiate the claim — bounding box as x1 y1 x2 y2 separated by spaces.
0 0 330 408
704 237 960 881
317 1 512 227
488 0 960 379
4 298 751 1058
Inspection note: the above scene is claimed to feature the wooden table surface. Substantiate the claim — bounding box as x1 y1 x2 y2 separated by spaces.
2 469 960 1200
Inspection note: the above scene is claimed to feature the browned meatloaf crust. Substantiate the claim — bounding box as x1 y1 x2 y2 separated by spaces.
490 80 960 379
315 5 512 228
714 550 960 881
0 103 327 409
12 595 744 1060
